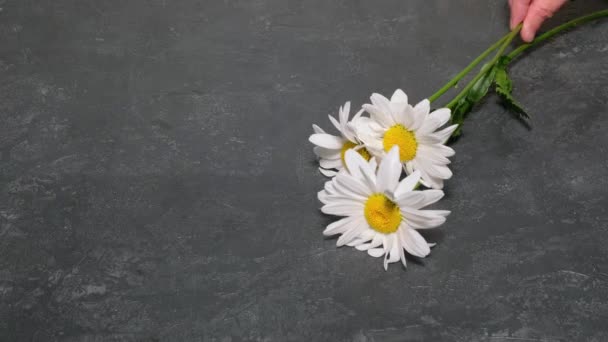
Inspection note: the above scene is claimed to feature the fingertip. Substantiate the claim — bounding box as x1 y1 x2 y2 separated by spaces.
521 26 535 42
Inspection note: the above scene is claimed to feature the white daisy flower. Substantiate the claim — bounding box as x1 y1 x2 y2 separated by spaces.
309 102 372 177
319 146 449 270
354 89 458 189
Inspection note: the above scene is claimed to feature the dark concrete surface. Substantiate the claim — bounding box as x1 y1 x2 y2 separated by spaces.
1 0 608 341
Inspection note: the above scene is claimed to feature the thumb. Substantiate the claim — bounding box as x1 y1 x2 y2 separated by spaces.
521 0 568 42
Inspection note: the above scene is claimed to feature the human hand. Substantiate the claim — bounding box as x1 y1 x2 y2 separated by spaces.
509 0 568 42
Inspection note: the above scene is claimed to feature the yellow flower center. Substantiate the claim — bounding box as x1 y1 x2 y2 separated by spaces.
340 141 371 168
364 194 402 234
383 124 418 162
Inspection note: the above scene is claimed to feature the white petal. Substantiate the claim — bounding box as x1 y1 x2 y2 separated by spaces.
337 218 367 247
404 161 415 175
392 107 408 127
423 176 444 190
391 89 408 104
422 209 451 217
402 209 449 229
394 170 421 198
328 115 342 133
359 164 378 194
353 118 384 150
397 189 444 209
356 243 371 251
389 91 408 122
415 158 452 180
334 173 373 198
322 201 364 216
418 125 458 145
314 146 341 159
364 141 384 156
370 93 393 117
345 150 377 190
417 108 451 136
324 215 359 236
434 144 456 157
383 235 393 270
410 99 430 131
340 102 351 126
400 228 431 258
368 248 385 258
399 245 407 268
372 94 400 126
431 164 453 179
309 133 345 149
319 168 338 178
324 179 337 194
368 120 385 133
429 108 451 126
312 124 325 134
416 145 451 165
402 104 416 128
414 99 430 115
352 107 364 121
368 157 378 171
351 116 374 136
388 235 401 264
396 191 425 209
320 158 342 170
363 103 392 128
347 238 366 247
357 233 383 251
323 193 366 204
359 229 375 241
318 190 330 204
344 149 368 179
376 146 401 193
411 161 443 189
436 124 458 143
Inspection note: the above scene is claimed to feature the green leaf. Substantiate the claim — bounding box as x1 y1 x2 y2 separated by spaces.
494 57 513 92
449 64 497 137
449 98 470 138
493 56 530 119
496 87 529 119
468 63 497 103
495 55 512 69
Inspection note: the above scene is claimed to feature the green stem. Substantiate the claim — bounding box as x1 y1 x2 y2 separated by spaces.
428 33 510 103
445 24 522 109
508 9 608 60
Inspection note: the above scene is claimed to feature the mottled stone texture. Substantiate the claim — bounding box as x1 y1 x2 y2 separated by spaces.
1 0 607 341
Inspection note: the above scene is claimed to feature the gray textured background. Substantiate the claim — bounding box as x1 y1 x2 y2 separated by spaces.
1 0 608 341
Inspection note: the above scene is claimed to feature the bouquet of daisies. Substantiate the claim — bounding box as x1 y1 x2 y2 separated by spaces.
309 11 608 270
